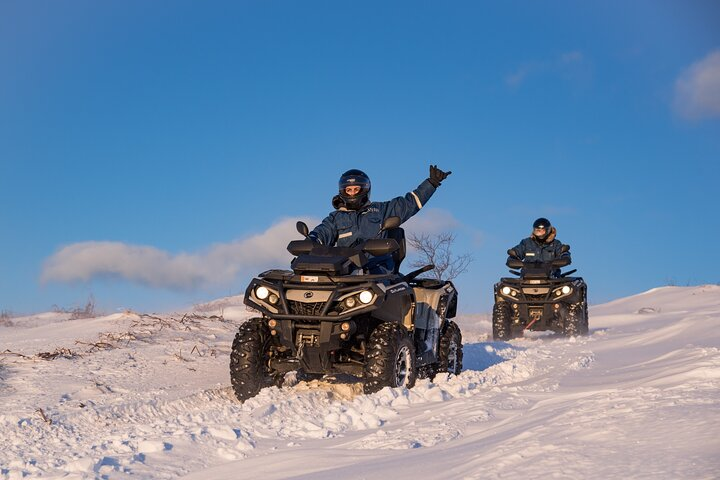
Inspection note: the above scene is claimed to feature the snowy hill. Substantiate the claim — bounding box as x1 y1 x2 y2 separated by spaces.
1 286 719 479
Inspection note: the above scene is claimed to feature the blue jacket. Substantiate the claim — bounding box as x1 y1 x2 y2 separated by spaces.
511 227 570 264
309 179 437 247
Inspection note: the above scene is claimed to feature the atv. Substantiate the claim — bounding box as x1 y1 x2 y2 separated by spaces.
230 216 463 402
492 245 588 340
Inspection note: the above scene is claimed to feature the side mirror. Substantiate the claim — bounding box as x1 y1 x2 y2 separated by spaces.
296 221 309 238
507 248 519 259
560 244 570 253
364 238 399 256
380 216 401 232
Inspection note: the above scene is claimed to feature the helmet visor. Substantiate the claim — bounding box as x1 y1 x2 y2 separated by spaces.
339 176 370 197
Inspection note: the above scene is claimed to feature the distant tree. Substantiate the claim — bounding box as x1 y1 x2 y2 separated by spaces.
407 232 473 281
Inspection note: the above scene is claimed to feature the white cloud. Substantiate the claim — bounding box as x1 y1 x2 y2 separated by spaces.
560 50 583 64
505 51 585 87
505 63 540 87
674 50 720 120
41 217 318 290
42 210 472 290
403 208 462 235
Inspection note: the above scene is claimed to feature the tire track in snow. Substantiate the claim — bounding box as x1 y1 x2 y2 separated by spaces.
0 312 599 479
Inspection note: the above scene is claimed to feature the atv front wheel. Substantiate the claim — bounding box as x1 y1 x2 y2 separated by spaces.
438 321 463 375
229 318 280 402
363 323 417 394
563 301 589 336
492 302 516 341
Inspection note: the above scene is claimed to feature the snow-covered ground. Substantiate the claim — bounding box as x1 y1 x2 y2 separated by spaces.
1 286 719 479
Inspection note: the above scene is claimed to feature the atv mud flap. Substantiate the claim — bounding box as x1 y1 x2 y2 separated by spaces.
414 302 440 365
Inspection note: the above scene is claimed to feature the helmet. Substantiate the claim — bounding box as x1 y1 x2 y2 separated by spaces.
337 169 371 210
532 217 551 240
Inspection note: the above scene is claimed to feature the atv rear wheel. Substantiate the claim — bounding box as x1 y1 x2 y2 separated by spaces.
492 302 516 341
230 317 280 402
363 323 417 394
438 321 463 375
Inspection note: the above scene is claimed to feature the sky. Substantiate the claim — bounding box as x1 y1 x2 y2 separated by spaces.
1 0 719 315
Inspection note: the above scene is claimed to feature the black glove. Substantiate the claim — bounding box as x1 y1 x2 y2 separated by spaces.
428 165 452 188
332 195 344 210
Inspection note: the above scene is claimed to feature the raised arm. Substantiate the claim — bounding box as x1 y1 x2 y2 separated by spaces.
385 165 451 223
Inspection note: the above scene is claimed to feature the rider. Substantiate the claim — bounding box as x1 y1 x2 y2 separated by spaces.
308 165 451 273
508 218 570 275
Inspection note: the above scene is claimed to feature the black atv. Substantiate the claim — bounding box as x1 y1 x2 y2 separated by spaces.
230 217 463 402
492 245 588 340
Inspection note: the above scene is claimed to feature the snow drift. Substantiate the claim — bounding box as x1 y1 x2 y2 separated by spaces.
1 286 718 479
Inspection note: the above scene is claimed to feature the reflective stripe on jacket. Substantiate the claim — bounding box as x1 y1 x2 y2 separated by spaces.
309 179 436 247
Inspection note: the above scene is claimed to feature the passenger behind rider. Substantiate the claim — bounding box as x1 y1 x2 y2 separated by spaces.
508 218 570 277
308 165 451 274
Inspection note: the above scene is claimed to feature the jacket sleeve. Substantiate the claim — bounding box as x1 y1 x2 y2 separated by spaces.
511 239 528 259
384 179 437 224
308 213 337 246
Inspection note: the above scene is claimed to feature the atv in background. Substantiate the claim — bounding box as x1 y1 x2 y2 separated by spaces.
492 245 588 340
230 217 462 402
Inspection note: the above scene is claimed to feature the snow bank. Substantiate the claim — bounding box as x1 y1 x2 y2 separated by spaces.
1 286 718 479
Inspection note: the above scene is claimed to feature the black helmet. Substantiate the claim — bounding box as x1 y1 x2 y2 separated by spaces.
532 217 551 240
337 169 371 210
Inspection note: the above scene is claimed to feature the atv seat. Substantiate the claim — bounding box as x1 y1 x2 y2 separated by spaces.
385 227 406 274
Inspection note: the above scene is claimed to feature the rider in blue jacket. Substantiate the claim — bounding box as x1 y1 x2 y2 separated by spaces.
309 165 451 272
509 218 570 275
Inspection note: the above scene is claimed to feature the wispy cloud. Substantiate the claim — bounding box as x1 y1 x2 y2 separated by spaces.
404 208 484 251
506 50 586 87
560 50 584 64
674 49 720 120
505 62 542 87
403 208 462 235
41 217 318 290
42 210 475 290
506 64 536 87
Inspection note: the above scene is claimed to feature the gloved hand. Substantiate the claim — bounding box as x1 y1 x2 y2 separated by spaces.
332 195 344 210
428 165 452 188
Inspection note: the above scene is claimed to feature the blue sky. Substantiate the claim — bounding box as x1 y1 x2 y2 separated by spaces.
1 1 719 315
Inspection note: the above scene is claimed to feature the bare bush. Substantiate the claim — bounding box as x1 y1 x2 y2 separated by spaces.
407 232 473 281
0 310 13 327
52 294 98 320
36 348 80 360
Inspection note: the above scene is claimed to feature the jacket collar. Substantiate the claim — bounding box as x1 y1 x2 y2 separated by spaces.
531 226 557 244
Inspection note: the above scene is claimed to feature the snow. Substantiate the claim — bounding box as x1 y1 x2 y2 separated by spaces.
1 285 719 479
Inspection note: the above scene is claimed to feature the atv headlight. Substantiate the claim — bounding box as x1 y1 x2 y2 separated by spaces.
359 290 374 304
553 285 573 297
500 286 517 297
255 286 270 300
344 296 357 308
